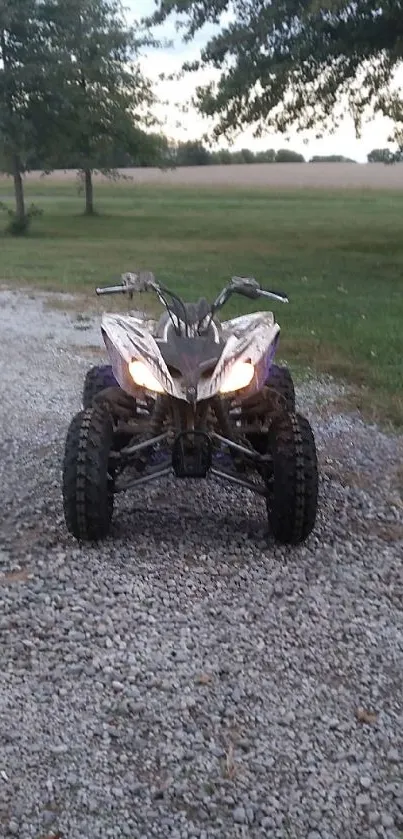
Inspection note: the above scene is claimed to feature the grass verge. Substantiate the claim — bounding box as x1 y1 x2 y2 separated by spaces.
1 180 402 427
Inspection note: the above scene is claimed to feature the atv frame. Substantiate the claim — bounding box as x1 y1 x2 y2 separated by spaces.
63 273 318 545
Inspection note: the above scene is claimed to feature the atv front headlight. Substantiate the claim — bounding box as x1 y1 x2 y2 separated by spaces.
220 361 254 394
129 360 164 394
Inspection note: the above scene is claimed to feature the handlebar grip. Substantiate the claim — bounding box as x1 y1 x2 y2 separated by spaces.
96 285 128 296
260 289 289 303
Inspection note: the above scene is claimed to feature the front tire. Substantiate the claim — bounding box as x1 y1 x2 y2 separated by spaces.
266 411 318 545
266 364 295 413
62 407 115 542
241 364 296 454
83 365 118 409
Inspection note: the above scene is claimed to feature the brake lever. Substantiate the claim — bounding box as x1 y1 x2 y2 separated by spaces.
121 272 145 292
121 271 156 293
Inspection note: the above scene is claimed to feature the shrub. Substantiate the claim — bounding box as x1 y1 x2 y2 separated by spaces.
0 203 43 236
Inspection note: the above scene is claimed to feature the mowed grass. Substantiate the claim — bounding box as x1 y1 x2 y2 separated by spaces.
1 178 402 426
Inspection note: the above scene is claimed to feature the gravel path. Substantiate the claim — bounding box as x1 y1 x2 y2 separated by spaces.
1 289 402 839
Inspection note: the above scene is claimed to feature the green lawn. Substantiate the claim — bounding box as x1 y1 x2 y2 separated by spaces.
1 179 403 426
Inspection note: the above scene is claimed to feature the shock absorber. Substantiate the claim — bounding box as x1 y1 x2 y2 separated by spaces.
149 395 168 436
131 395 169 472
212 397 246 471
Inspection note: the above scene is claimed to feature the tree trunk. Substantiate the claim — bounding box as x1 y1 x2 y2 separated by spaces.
84 168 95 215
12 155 26 223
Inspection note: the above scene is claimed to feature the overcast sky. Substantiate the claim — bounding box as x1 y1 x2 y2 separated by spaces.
129 0 400 162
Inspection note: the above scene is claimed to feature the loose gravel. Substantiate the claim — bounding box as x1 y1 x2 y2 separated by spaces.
1 288 402 839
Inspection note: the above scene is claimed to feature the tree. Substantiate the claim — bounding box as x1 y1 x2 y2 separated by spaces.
128 132 176 168
210 148 232 164
254 149 276 163
46 0 156 215
146 1 403 145
238 147 255 164
0 0 55 232
175 140 211 166
275 149 305 163
367 148 395 164
309 155 356 163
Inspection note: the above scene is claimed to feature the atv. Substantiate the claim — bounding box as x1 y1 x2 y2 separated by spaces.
62 272 318 544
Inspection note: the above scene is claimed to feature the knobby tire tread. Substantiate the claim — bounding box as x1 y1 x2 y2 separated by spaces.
63 407 114 541
296 412 319 539
267 411 318 544
83 365 118 409
266 364 296 413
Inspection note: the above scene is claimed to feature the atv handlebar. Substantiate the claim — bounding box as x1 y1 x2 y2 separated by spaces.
97 273 288 304
95 272 289 337
96 272 155 296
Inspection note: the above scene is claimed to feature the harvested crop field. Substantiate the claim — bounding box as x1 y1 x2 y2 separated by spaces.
6 161 403 189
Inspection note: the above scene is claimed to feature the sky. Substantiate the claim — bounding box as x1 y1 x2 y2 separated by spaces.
129 0 401 163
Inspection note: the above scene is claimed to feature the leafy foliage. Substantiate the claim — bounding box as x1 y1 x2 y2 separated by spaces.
276 149 305 163
24 135 311 168
0 1 51 172
367 148 397 164
310 155 356 163
1 0 161 226
0 200 43 235
175 140 212 165
146 1 403 143
40 0 158 213
171 142 306 165
0 0 60 227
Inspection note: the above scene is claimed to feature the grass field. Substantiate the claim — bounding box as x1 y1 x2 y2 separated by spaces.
1 173 402 426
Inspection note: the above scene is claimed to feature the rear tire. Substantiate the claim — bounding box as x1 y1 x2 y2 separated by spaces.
62 406 114 542
83 365 118 409
266 364 295 413
266 411 318 545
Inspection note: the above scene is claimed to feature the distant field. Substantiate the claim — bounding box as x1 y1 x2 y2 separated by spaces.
0 179 402 425
2 162 403 189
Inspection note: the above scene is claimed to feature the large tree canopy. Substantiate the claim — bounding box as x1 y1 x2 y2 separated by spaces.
1 0 159 229
0 0 59 229
146 1 403 142
43 0 157 214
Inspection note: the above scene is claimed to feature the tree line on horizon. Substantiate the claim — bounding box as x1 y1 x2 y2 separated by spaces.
128 142 396 168
26 136 398 170
167 143 397 167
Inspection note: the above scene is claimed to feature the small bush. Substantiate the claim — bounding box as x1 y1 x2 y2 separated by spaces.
0 203 43 236
6 215 31 236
